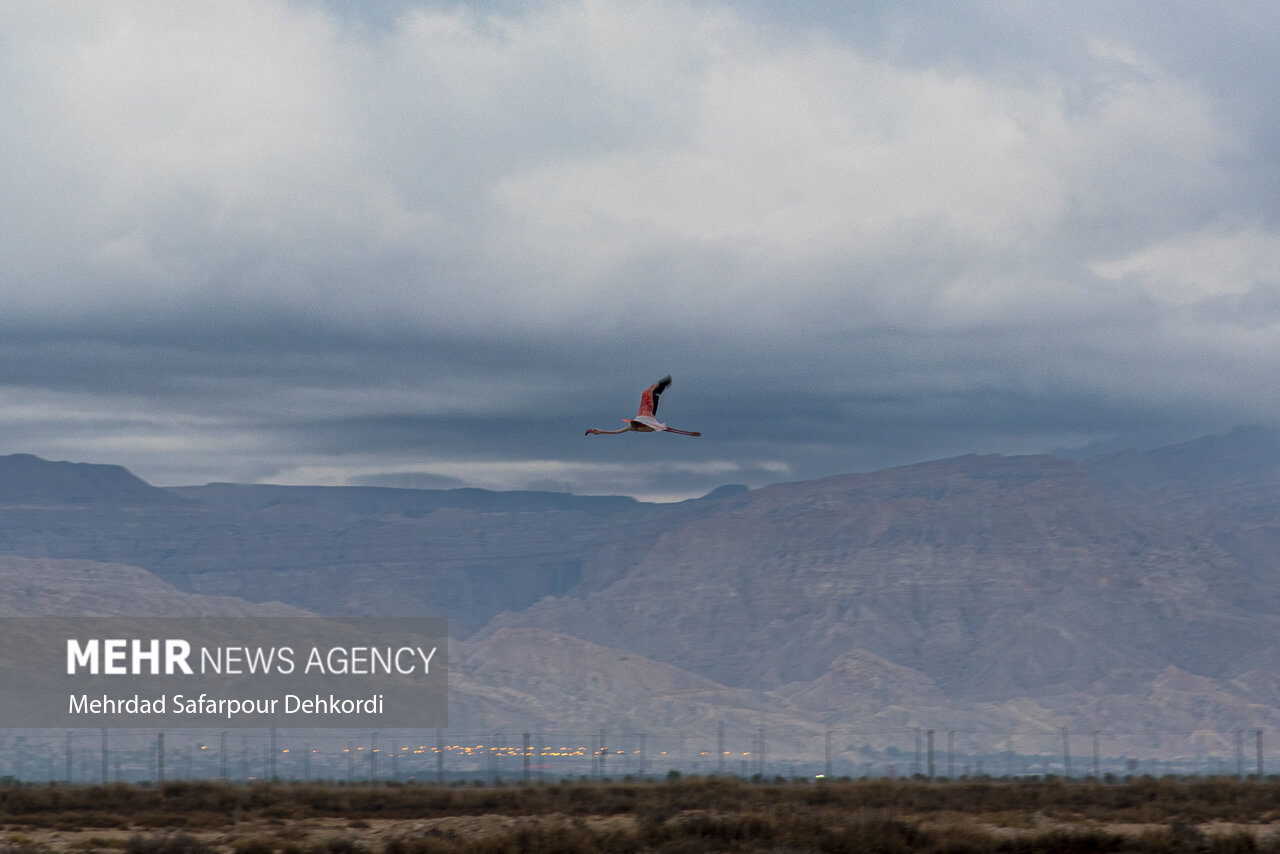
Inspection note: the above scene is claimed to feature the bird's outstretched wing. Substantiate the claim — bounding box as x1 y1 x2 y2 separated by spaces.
639 375 673 418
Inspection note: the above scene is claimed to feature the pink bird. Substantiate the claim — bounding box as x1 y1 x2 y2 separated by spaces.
585 375 702 436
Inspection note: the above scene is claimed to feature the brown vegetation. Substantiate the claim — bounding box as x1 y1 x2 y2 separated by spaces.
2 777 1280 853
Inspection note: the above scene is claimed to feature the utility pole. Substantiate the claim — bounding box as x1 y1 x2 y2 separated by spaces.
717 721 725 775
1062 728 1071 779
914 729 922 777
1237 730 1245 781
947 731 955 779
759 728 766 778
65 731 72 784
927 730 935 780
157 732 165 784
639 733 647 777
1093 731 1100 780
220 732 228 782
100 728 108 785
436 729 444 785
371 731 379 781
1258 730 1264 779
824 731 833 778
523 733 531 783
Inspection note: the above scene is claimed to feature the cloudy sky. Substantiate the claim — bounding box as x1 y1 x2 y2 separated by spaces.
3 1 1280 500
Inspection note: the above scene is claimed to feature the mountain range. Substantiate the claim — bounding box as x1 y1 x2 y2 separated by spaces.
2 426 1279 766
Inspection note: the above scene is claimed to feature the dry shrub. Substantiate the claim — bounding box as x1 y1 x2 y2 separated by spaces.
122 833 216 854
131 810 225 829
230 840 276 854
70 837 127 850
19 811 129 832
8 779 1280 853
987 810 1037 829
309 839 371 854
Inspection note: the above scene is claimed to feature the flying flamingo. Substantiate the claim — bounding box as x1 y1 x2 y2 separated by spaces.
585 375 702 436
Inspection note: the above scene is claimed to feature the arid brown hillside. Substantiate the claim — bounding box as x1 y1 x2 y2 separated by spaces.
486 450 1280 701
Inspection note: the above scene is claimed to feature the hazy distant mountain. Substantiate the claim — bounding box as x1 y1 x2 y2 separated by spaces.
3 428 1280 753
449 627 815 740
0 555 307 617
1085 426 1280 613
166 482 642 517
0 464 670 632
0 457 748 631
485 450 1280 698
0 453 183 507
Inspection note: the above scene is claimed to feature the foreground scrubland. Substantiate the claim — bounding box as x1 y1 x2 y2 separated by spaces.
4 776 1280 852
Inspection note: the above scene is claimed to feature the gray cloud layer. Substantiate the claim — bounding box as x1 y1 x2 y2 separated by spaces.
2 0 1278 499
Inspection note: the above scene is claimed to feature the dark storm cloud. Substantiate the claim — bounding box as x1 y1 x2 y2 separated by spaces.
2 0 1280 499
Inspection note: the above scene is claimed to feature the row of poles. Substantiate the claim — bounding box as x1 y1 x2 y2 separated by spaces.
7 726 1271 786
832 728 1267 782
47 725 762 786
